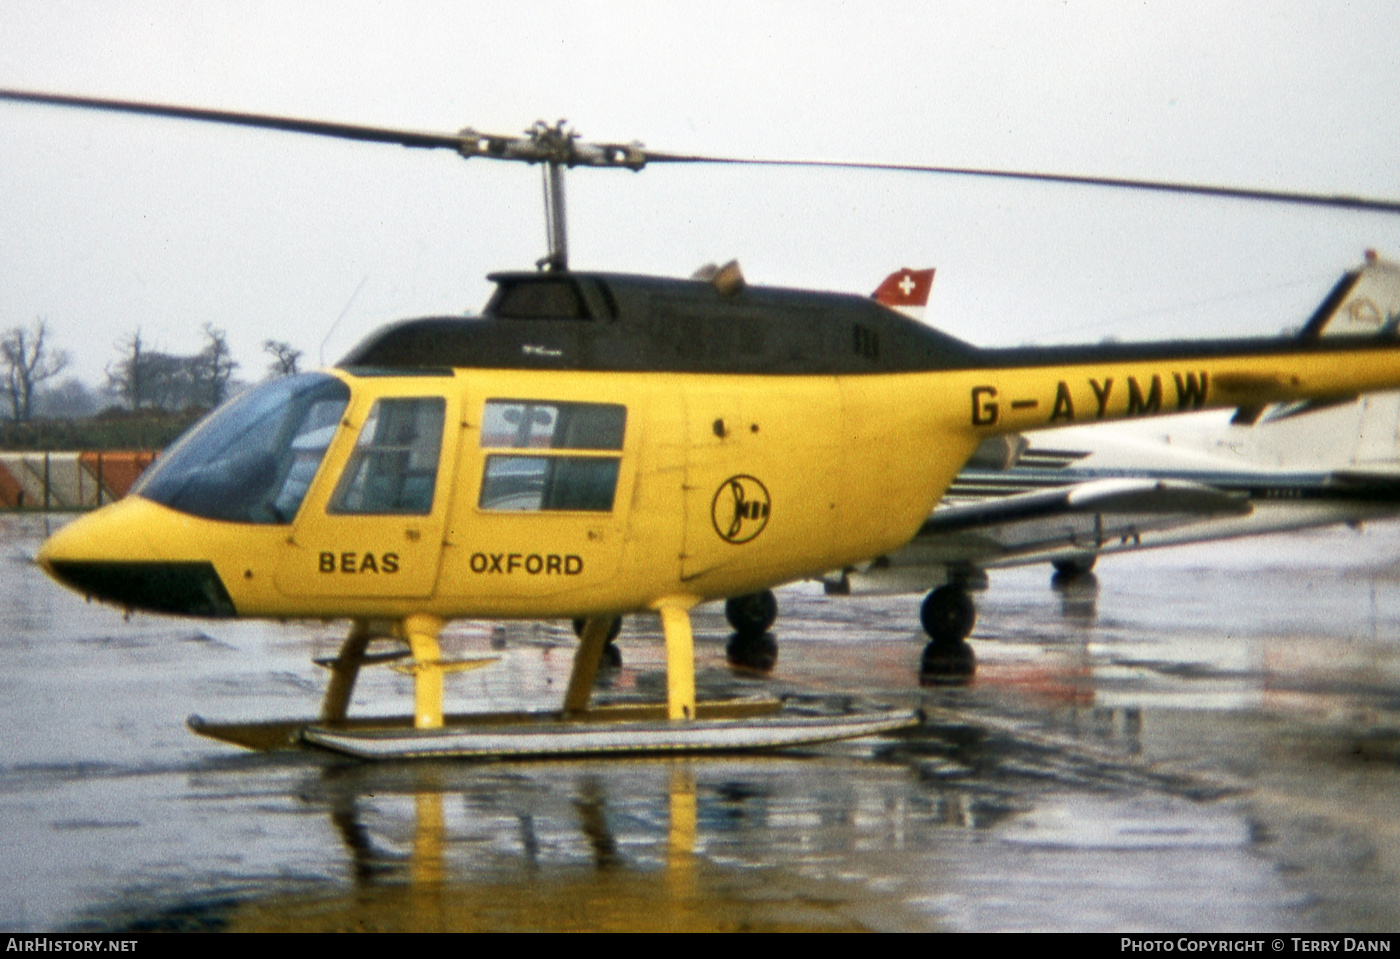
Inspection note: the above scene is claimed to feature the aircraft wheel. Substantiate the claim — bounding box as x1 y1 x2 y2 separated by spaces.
1052 556 1096 579
599 641 623 670
725 590 778 635
726 630 778 672
571 616 622 642
919 639 975 685
919 586 976 644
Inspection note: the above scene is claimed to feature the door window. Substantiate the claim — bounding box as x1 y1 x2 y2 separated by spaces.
331 397 446 514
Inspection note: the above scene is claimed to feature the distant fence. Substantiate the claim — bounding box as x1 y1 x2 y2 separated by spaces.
0 451 156 510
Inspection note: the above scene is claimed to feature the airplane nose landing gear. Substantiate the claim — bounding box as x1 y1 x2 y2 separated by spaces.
918 585 976 685
724 590 778 635
725 590 780 671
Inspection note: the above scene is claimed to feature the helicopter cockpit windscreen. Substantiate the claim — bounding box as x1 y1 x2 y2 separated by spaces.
135 373 350 524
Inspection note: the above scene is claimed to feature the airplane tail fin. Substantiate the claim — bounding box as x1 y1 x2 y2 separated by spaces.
1232 252 1400 425
1229 253 1400 469
1298 250 1400 339
872 268 935 320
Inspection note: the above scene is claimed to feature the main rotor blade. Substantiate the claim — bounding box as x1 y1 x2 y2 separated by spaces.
5 88 1398 213
0 89 646 167
643 152 1400 215
0 88 465 150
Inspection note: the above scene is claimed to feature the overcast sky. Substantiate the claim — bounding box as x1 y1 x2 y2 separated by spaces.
2 1 1399 387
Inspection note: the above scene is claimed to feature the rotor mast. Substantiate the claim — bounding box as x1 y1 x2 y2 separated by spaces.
531 122 573 272
542 160 568 272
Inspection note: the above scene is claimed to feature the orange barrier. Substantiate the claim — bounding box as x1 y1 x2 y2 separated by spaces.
0 462 23 509
0 450 157 510
79 450 157 500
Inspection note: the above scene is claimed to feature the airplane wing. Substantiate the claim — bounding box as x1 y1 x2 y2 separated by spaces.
825 476 1251 595
911 477 1252 567
1330 466 1400 486
830 461 1400 597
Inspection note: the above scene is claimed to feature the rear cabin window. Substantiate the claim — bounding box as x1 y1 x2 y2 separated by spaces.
331 397 446 514
478 400 626 512
489 280 588 319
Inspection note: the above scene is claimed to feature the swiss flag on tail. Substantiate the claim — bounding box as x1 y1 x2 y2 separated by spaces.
872 268 935 313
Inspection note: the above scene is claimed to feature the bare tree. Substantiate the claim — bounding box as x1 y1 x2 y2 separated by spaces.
107 326 241 411
194 324 237 407
263 339 302 378
105 330 188 410
2 318 70 422
105 329 149 410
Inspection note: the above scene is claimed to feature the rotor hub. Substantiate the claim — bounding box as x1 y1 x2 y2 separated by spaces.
456 119 646 171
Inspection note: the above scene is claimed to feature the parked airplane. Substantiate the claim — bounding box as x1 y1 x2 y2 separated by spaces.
780 253 1400 676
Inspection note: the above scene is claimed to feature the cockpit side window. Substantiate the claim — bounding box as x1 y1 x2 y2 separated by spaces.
478 400 626 512
331 398 446 515
135 373 350 525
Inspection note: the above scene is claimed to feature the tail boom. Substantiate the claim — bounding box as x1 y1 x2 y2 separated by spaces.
955 337 1400 435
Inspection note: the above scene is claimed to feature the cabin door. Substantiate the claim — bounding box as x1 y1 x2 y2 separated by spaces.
437 394 634 605
275 391 457 599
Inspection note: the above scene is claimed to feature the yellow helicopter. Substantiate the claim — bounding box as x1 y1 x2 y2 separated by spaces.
7 89 1400 760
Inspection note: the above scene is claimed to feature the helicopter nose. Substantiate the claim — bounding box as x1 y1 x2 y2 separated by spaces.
37 498 236 617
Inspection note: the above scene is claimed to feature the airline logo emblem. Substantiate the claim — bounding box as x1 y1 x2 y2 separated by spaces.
712 475 771 544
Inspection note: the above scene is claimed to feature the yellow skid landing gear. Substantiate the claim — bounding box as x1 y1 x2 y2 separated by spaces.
189 617 495 751
192 607 921 759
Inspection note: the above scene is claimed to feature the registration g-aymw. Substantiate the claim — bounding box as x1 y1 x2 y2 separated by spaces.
972 371 1210 427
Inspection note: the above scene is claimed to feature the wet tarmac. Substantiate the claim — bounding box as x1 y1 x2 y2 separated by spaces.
3 512 1400 932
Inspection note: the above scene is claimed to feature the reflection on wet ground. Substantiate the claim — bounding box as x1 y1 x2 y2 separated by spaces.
2 514 1400 930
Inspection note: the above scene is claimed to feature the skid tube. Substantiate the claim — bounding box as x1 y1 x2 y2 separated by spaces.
188 609 923 760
